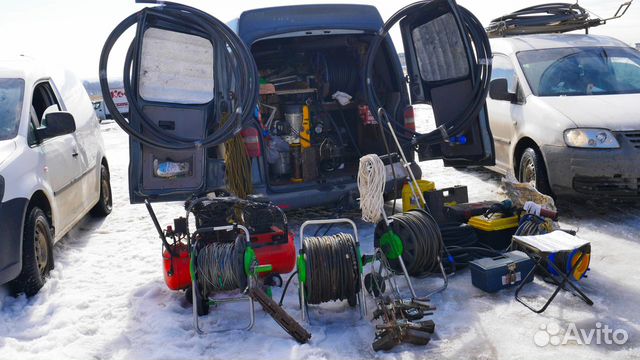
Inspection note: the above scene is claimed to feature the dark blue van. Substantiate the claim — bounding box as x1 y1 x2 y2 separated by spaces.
119 1 494 209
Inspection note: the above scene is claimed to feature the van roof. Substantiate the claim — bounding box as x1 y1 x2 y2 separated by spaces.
237 4 383 45
490 34 632 55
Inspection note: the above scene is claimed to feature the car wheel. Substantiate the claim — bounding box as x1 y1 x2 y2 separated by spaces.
10 207 54 297
518 148 552 196
91 163 113 217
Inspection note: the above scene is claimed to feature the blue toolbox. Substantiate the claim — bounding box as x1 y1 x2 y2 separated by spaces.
469 251 535 293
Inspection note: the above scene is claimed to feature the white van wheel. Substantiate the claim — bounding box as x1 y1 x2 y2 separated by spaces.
11 207 54 297
91 164 113 217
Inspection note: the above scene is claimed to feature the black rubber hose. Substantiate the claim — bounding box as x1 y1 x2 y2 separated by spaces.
278 270 298 307
363 2 492 147
99 2 259 150
378 209 444 276
486 3 602 37
304 233 360 305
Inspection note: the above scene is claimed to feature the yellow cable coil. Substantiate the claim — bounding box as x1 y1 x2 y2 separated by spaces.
222 114 253 199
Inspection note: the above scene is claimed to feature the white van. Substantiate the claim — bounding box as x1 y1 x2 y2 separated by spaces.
487 34 640 198
0 56 112 296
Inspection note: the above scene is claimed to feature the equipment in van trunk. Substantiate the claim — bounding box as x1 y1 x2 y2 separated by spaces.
100 0 495 207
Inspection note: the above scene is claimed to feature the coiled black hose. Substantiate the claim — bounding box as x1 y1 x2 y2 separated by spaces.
486 3 603 38
304 233 360 305
375 209 444 276
99 2 258 150
364 2 492 146
439 223 502 271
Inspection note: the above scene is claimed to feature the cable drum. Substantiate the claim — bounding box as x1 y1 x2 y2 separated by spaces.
303 233 361 306
196 236 248 294
374 209 444 276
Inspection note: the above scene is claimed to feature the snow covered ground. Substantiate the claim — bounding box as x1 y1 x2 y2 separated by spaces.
1 114 640 360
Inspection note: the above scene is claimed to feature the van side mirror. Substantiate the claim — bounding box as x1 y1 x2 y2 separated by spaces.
489 79 517 103
36 112 76 140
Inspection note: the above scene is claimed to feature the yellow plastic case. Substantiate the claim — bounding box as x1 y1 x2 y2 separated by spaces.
468 214 520 250
402 180 436 212
468 214 520 231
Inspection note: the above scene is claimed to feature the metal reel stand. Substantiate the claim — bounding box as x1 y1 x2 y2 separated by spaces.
297 219 367 323
191 224 267 334
371 108 447 302
367 211 448 303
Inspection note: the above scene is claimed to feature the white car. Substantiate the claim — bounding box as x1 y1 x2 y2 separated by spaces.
0 56 112 296
487 34 640 198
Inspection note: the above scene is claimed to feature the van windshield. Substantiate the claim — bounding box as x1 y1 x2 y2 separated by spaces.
517 47 640 97
0 78 25 140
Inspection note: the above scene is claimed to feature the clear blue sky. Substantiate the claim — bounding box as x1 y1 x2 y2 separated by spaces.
1 0 638 80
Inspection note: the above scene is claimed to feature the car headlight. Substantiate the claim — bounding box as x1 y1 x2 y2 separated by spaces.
563 129 620 149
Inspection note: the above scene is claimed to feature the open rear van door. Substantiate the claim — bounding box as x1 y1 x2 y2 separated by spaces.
365 0 495 167
99 1 259 203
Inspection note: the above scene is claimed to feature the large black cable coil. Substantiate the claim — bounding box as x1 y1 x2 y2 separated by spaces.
304 233 360 306
374 209 444 276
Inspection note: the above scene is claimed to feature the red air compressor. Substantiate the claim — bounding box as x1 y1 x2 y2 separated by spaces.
158 197 296 291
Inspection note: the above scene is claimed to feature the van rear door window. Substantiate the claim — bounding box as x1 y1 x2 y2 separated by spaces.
139 27 215 104
411 13 469 82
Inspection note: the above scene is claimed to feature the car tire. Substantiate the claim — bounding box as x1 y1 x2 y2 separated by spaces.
10 207 54 297
91 163 113 217
518 148 552 196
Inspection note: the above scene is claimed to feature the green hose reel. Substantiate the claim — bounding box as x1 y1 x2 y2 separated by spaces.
379 230 404 260
297 255 307 284
244 247 272 276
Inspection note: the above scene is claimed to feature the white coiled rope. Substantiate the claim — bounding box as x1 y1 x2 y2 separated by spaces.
358 154 386 223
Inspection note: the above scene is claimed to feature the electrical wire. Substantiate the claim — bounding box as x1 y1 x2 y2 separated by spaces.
278 270 298 307
439 223 503 272
304 233 360 305
486 3 605 38
358 154 386 224
99 1 258 150
196 237 247 295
